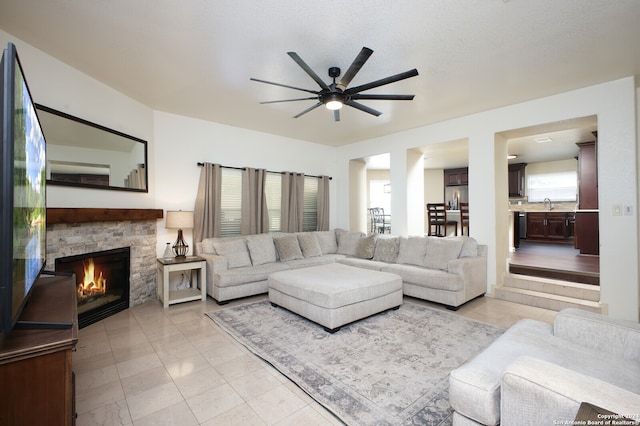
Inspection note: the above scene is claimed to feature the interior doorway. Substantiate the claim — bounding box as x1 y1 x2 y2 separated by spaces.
500 116 600 285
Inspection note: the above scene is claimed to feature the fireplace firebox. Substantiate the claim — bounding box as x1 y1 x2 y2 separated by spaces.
55 247 130 328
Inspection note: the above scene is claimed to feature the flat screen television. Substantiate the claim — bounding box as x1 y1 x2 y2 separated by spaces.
0 42 47 334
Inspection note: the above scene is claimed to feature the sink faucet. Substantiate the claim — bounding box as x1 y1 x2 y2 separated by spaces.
544 198 552 211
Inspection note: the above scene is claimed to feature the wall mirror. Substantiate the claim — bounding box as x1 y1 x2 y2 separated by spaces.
36 104 148 192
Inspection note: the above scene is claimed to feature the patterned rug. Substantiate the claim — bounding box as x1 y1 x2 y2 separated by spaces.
206 300 503 426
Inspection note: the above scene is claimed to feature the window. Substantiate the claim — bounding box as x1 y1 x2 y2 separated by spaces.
528 171 577 202
219 168 242 237
264 172 281 232
302 177 318 232
217 168 321 235
369 180 391 213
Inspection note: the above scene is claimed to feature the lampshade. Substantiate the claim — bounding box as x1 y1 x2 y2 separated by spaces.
166 210 194 229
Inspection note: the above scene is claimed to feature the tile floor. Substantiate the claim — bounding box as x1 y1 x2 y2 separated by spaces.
73 294 557 425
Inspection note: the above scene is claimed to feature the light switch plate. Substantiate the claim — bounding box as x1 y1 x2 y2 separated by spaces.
613 204 622 216
624 205 633 216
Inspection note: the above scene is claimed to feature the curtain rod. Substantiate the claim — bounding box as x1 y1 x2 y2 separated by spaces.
197 162 331 180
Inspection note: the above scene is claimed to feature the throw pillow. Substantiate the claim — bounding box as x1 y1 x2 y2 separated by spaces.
422 237 464 271
336 228 365 256
459 236 479 258
316 231 338 254
200 238 216 255
273 235 303 262
355 233 377 259
246 233 277 266
212 238 252 269
373 236 400 263
297 233 322 258
396 236 428 266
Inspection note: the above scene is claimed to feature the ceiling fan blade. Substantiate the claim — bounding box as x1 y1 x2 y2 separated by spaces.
250 77 319 94
350 94 415 101
293 101 323 118
333 109 341 122
287 52 330 90
337 47 373 91
260 97 319 104
344 100 382 117
345 68 419 95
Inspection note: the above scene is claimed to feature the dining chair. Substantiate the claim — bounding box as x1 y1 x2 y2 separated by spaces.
427 203 458 237
371 207 391 234
460 202 469 236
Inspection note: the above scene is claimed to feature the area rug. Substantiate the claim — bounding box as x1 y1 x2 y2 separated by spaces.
206 300 503 426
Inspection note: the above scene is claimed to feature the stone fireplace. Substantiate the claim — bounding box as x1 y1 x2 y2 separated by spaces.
45 208 163 326
55 247 131 328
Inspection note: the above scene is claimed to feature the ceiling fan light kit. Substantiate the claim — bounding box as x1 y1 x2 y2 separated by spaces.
251 47 418 121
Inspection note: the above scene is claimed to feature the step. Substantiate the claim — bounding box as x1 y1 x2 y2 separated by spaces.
503 273 600 302
495 285 602 313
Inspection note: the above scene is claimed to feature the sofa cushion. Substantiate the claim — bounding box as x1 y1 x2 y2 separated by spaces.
217 262 290 287
373 236 400 263
397 236 428 266
297 233 322 258
316 231 338 254
285 256 335 269
338 257 387 271
212 239 252 269
458 236 479 258
246 233 277 266
336 229 364 256
201 238 217 255
381 263 464 291
273 234 303 262
423 237 463 271
355 233 377 259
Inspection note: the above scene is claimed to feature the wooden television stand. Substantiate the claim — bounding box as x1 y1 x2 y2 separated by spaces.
0 273 79 426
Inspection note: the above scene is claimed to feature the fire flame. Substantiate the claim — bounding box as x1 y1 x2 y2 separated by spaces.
77 258 107 299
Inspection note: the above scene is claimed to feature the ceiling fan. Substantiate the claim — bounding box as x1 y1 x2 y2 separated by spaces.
250 47 419 122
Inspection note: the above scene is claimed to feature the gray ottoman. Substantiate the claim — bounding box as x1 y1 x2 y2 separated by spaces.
268 263 403 332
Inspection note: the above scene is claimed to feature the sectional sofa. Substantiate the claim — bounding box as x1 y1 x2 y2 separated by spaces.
195 228 487 309
450 308 640 425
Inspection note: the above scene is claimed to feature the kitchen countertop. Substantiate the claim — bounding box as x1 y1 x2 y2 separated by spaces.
508 201 580 213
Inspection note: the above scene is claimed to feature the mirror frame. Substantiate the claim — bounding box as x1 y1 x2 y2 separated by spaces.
36 104 149 193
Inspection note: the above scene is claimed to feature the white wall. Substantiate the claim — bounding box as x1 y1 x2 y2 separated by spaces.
152 111 337 256
337 77 639 321
0 30 155 209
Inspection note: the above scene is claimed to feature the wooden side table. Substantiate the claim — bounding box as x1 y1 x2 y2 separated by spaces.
156 256 207 308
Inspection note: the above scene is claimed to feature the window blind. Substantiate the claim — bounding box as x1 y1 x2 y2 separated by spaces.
220 168 242 237
265 172 282 232
303 177 318 232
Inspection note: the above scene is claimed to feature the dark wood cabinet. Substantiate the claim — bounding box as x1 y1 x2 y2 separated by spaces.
575 137 599 255
575 212 599 255
508 163 526 197
526 212 574 242
0 274 78 426
577 140 598 209
444 167 468 186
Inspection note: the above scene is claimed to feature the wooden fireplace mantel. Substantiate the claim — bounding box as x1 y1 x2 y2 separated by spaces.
47 208 164 224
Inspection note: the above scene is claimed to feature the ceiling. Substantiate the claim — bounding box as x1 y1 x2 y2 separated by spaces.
1 1 639 148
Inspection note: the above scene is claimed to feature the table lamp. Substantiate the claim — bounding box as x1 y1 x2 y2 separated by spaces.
165 210 194 258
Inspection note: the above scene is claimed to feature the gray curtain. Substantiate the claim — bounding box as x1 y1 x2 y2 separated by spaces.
317 175 330 231
281 172 304 232
241 168 269 235
194 163 221 247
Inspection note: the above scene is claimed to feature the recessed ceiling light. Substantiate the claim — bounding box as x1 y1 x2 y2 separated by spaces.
507 154 517 159
534 136 553 143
